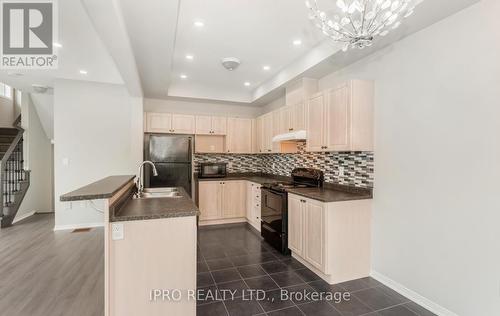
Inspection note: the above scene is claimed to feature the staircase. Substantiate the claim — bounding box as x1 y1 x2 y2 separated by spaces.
0 116 30 228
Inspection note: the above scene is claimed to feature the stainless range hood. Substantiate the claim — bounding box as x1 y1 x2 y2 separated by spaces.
272 130 307 143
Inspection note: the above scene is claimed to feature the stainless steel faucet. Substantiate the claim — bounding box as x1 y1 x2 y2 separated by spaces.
135 161 158 198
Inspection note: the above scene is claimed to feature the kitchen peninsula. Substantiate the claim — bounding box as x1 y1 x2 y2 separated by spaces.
60 176 199 316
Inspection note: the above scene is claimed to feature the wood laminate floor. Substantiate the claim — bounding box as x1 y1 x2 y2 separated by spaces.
0 214 104 316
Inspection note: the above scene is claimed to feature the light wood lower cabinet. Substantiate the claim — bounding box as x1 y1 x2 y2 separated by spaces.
198 181 222 220
287 194 304 257
246 182 261 231
304 199 326 271
199 180 246 221
288 193 372 284
222 181 246 218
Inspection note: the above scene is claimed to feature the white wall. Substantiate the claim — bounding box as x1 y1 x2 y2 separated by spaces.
144 97 261 118
16 94 53 219
54 80 143 229
317 0 499 315
0 96 15 127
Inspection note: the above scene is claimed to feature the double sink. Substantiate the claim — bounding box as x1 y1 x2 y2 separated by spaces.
133 187 182 199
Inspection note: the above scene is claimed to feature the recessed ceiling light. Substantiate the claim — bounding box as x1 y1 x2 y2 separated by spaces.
185 54 194 60
180 74 188 79
53 42 62 48
263 65 271 71
79 70 88 75
293 39 302 46
193 20 204 27
244 82 251 87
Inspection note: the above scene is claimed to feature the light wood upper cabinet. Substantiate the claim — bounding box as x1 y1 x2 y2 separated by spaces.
198 181 221 220
292 102 306 131
171 114 195 134
325 84 350 151
211 116 227 135
146 113 172 133
226 117 253 154
273 110 281 137
288 194 304 257
195 116 212 134
306 80 373 152
280 106 293 133
145 112 195 134
196 116 227 135
254 116 263 153
261 113 273 153
306 92 326 152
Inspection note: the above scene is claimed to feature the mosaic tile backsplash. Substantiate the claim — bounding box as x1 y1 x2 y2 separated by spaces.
194 142 374 188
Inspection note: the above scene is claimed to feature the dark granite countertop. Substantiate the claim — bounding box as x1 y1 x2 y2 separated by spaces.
195 173 372 202
195 173 290 184
111 187 199 222
286 186 372 203
60 175 135 202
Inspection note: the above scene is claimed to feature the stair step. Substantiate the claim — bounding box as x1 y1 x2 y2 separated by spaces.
0 128 18 136
0 145 12 152
0 136 15 143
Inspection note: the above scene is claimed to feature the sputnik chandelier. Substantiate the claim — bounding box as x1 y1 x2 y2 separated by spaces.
305 0 421 51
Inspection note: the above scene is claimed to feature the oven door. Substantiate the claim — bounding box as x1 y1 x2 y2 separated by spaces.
261 188 287 234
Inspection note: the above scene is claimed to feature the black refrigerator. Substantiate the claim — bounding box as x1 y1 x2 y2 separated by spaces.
144 134 193 196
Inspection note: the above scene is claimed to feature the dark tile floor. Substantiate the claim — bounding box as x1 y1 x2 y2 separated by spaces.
197 224 436 316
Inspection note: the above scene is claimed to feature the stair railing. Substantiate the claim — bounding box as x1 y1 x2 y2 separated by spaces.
1 118 24 216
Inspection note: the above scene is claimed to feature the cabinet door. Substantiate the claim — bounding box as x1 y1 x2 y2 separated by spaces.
288 195 304 257
172 114 195 134
211 116 227 135
292 102 306 131
304 199 326 272
306 92 326 152
146 112 172 133
255 117 263 153
246 182 254 221
272 110 281 137
198 181 221 220
325 85 351 151
195 116 212 135
280 106 293 133
262 113 273 153
227 118 252 154
222 181 246 218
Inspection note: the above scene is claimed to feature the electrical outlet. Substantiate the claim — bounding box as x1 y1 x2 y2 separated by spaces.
112 223 124 240
338 166 345 176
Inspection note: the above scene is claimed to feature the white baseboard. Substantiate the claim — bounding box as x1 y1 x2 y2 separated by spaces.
12 211 37 224
53 222 104 231
371 270 458 316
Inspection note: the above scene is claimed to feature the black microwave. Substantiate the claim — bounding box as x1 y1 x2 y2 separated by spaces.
199 163 227 178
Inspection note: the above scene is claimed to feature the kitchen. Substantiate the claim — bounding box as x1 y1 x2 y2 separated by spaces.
1 0 497 316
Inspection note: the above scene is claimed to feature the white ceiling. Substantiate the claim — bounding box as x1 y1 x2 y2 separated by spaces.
168 0 325 103
0 0 481 108
0 0 123 93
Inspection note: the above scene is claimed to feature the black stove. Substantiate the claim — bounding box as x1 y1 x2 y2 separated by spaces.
260 168 324 254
